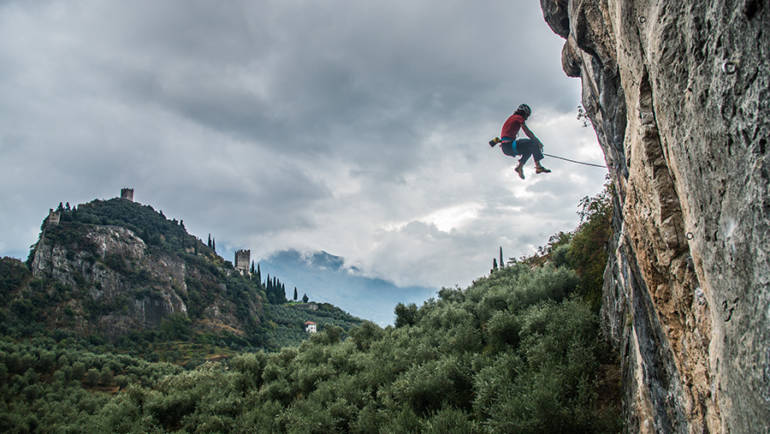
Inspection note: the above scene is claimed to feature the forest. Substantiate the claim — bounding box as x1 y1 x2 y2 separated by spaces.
0 186 619 432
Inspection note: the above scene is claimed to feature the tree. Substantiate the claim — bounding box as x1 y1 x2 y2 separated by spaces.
293 287 298 301
394 303 417 327
207 234 212 249
71 362 86 380
99 367 114 386
569 184 613 311
499 247 504 269
302 293 309 303
491 258 498 273
84 368 100 387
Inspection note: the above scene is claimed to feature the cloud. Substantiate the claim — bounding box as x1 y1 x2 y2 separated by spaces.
0 0 607 293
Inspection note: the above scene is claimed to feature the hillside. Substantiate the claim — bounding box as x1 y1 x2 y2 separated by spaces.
0 187 620 432
2 195 361 361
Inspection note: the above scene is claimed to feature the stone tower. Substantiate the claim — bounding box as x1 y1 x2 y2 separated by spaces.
235 249 251 275
47 209 60 226
120 188 134 202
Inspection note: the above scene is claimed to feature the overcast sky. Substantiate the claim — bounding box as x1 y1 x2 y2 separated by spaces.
0 0 607 290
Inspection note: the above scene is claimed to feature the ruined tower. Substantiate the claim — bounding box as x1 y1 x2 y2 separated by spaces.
235 249 251 275
47 209 60 226
120 188 134 202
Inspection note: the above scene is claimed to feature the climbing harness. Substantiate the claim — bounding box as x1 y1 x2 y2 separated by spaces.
490 136 606 168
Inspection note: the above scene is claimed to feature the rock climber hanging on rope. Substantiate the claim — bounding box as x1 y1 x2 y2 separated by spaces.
489 103 551 179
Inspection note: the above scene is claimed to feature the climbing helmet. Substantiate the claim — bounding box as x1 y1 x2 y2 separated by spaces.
517 104 532 117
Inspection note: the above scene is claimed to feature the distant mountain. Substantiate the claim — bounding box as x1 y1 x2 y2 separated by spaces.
259 250 436 325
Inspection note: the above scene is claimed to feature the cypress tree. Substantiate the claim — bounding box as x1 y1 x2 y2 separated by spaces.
293 287 298 301
499 247 504 269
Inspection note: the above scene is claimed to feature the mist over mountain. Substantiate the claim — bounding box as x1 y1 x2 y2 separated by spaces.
259 249 436 325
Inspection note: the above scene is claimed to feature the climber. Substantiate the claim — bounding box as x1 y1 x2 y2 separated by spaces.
489 103 551 179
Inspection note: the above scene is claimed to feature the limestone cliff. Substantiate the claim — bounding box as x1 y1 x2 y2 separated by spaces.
28 198 263 340
541 0 769 432
32 225 190 336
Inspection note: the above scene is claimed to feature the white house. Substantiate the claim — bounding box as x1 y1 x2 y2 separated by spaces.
304 321 317 333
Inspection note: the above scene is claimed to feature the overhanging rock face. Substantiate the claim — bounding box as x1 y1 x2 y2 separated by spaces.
540 0 769 432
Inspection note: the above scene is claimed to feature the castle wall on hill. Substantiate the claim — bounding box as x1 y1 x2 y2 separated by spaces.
47 209 60 226
235 249 250 274
120 188 134 202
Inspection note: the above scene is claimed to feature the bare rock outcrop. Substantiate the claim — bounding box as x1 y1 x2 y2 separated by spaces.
541 0 769 432
30 212 262 340
32 225 188 336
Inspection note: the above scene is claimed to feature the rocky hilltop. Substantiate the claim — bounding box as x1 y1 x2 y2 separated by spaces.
541 0 768 432
0 194 363 360
25 197 263 341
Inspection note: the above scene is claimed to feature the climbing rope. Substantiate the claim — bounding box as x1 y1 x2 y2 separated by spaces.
542 153 606 168
488 137 607 168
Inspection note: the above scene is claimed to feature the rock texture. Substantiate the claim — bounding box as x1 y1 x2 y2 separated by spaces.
541 0 769 432
31 222 260 339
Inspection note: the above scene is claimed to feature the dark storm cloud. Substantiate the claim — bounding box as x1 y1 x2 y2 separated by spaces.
52 1 576 160
0 0 606 288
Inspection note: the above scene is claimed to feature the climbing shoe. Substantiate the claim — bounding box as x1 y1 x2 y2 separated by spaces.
514 165 525 179
535 166 551 174
489 137 501 147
